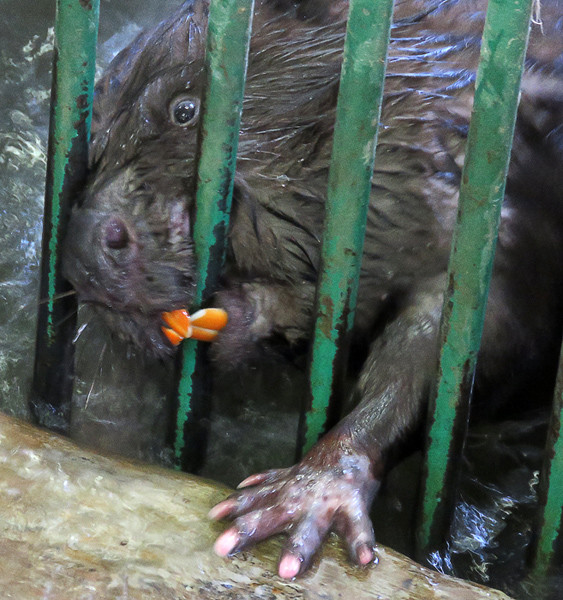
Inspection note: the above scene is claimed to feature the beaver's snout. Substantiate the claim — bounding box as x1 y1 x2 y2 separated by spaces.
103 216 131 250
63 205 196 357
64 209 140 308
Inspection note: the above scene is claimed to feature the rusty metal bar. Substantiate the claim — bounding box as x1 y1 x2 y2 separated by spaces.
530 341 563 577
174 0 255 470
31 0 100 432
417 0 534 556
299 0 395 454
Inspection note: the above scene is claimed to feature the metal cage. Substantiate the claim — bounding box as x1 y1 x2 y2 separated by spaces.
32 0 563 580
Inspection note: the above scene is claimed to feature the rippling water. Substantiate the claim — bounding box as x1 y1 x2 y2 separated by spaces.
0 2 53 421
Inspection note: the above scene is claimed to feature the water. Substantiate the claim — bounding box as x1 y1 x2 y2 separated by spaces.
0 0 54 421
0 2 560 598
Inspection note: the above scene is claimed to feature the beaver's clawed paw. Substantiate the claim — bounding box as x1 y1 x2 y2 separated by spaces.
209 457 379 579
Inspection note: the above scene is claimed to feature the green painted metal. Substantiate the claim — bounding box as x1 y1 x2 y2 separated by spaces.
531 342 563 576
301 0 395 454
32 0 100 430
417 0 534 554
174 0 255 467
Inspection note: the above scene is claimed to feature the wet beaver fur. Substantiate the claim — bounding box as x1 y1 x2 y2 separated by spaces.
63 0 563 580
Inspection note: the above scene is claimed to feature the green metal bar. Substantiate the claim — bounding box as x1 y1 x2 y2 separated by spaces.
174 0 255 469
531 342 563 577
301 0 395 454
417 0 534 555
31 0 100 431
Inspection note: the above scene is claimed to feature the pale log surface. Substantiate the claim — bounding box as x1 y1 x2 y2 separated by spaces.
0 413 512 599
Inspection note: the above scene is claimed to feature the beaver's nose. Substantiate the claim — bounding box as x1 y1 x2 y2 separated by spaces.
103 216 130 250
62 208 136 304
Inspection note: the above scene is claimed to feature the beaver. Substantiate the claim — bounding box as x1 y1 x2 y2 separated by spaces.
62 0 563 580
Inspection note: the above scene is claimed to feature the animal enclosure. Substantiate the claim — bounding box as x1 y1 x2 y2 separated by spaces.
30 0 563 591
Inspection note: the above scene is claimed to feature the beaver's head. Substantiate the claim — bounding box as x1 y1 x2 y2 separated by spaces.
62 0 350 357
63 1 207 357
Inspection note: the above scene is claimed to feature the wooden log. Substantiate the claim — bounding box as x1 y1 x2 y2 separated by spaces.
0 413 512 599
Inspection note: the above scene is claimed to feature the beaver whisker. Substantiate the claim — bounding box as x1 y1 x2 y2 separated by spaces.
72 321 89 345
38 289 77 305
52 306 79 330
85 341 107 409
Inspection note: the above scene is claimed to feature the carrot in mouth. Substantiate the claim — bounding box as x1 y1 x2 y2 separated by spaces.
161 308 228 345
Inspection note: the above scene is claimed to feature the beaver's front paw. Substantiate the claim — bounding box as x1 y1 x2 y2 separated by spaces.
210 284 262 367
211 281 314 369
209 442 379 578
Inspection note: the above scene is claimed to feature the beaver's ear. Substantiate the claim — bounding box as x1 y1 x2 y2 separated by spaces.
517 77 563 152
509 75 563 196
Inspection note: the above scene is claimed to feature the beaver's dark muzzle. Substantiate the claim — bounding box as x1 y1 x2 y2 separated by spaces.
63 206 195 357
63 208 143 309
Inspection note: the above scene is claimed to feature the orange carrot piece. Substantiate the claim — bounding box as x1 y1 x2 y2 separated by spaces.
190 308 228 331
190 326 220 342
161 307 227 345
162 309 191 337
161 326 184 346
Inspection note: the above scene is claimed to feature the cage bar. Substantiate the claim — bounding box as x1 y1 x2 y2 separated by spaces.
417 0 534 556
31 0 100 432
174 0 255 470
531 341 563 576
299 0 395 454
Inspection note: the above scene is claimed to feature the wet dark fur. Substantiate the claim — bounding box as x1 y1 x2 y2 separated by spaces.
64 0 563 401
63 0 563 575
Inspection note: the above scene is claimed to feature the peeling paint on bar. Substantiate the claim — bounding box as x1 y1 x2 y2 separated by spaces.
417 0 534 556
174 0 255 469
301 0 395 454
531 342 563 576
32 0 100 431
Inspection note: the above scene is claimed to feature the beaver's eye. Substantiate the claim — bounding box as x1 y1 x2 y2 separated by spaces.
170 97 199 127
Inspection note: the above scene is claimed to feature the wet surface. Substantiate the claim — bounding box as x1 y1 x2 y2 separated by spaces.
0 412 513 600
0 2 561 598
